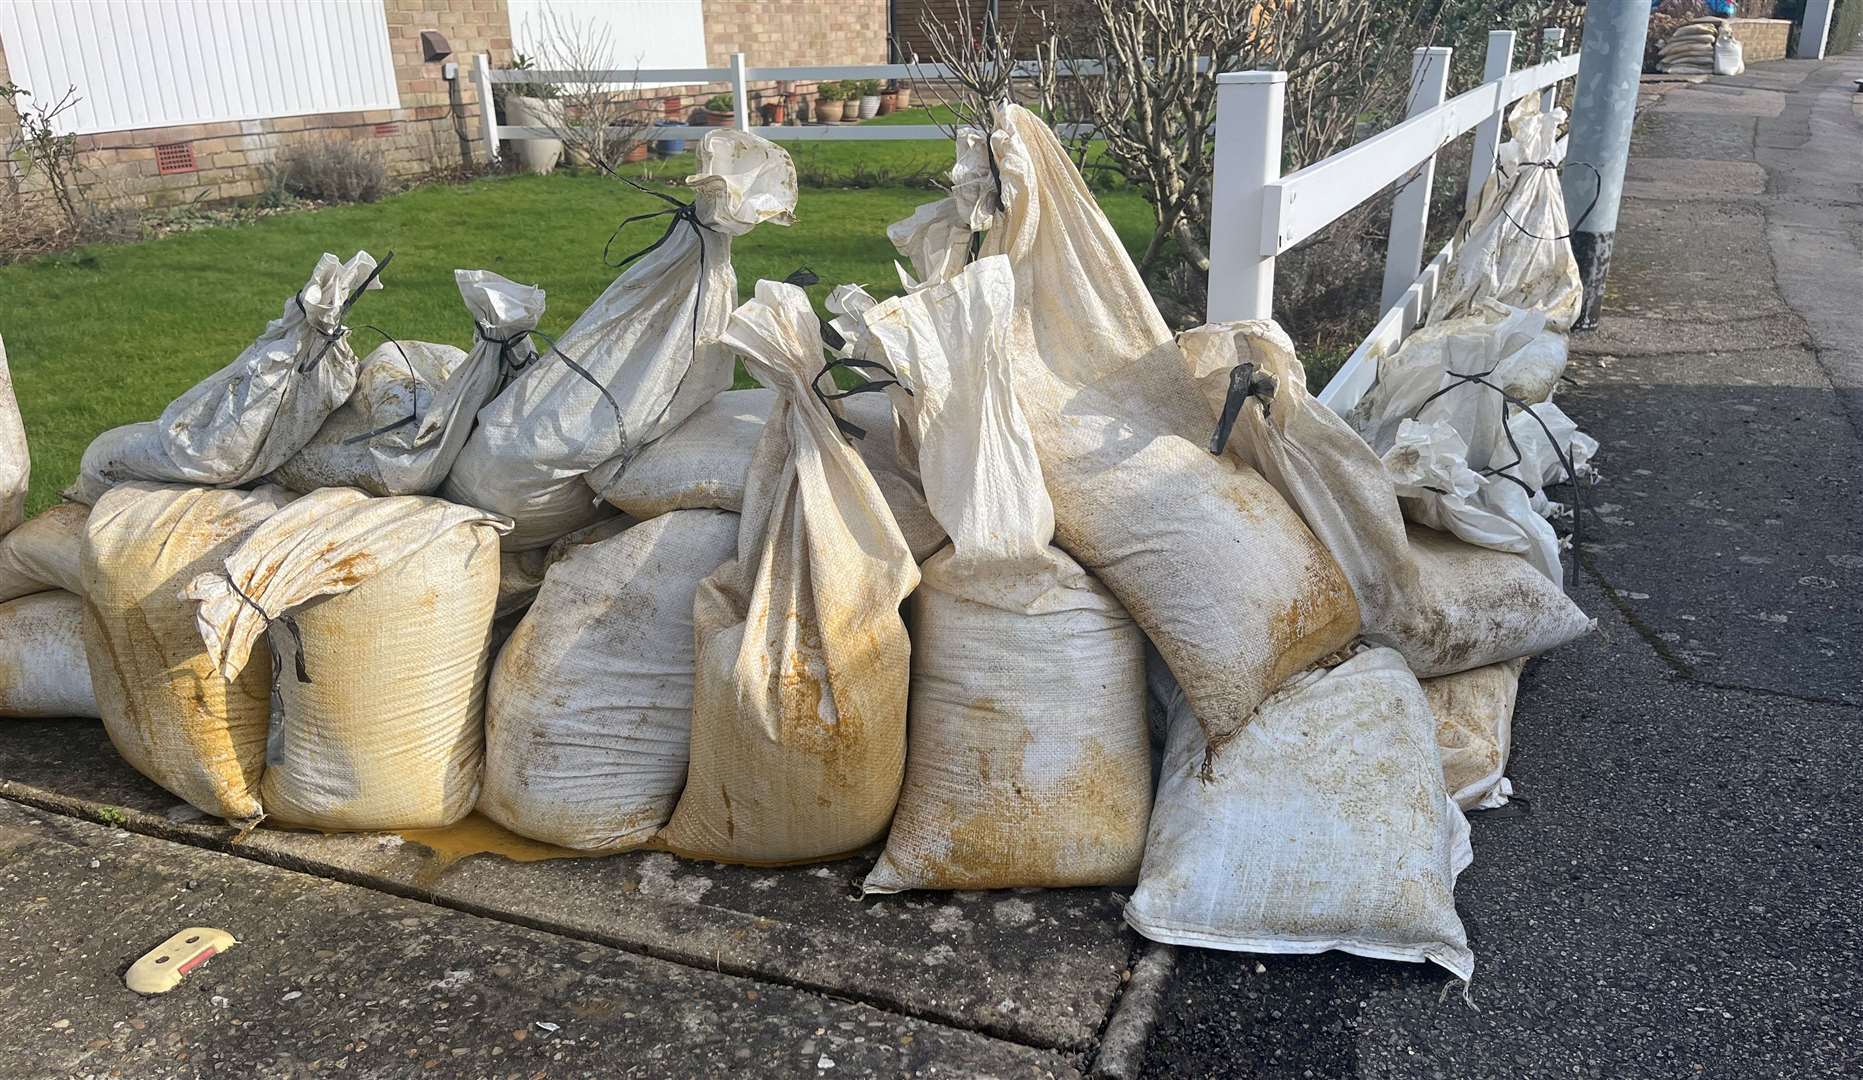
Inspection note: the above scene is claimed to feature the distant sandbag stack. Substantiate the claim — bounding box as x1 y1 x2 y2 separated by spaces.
81 483 293 822
0 503 97 720
658 280 919 864
187 487 506 831
73 252 386 503
862 255 1150 893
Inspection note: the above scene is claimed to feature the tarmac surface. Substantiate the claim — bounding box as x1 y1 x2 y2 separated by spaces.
1138 52 1863 1080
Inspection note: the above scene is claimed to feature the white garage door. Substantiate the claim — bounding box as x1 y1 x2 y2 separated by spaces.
0 0 400 136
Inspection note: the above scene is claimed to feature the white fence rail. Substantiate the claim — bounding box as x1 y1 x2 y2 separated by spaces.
472 53 1098 149
1205 28 1579 415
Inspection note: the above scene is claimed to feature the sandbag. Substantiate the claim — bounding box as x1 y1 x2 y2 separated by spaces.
0 591 97 718
1384 418 1566 584
839 392 946 562
1426 659 1525 811
0 330 26 536
186 488 506 831
587 388 775 517
444 130 797 550
1180 321 1588 675
924 104 1358 745
481 508 739 851
72 253 383 503
657 280 919 864
0 501 88 602
1713 29 1744 77
1428 94 1582 331
860 255 1150 893
270 269 532 497
1126 649 1475 980
81 483 292 821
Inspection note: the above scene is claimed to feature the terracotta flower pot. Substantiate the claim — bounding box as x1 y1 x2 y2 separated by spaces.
877 92 897 116
858 94 881 120
816 98 846 123
894 86 913 110
760 102 785 125
705 109 733 127
623 142 649 163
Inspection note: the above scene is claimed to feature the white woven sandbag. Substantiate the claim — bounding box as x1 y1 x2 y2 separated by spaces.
946 104 1358 745
0 330 26 537
1714 29 1745 76
1426 659 1525 811
481 508 738 851
0 591 97 718
81 482 293 821
839 392 946 562
1384 419 1566 584
1127 649 1475 980
186 487 507 831
72 253 383 503
493 516 631 620
1405 523 1590 674
0 501 88 603
860 256 1150 893
1429 94 1582 331
444 130 796 550
1352 306 1567 443
658 280 919 864
587 388 775 516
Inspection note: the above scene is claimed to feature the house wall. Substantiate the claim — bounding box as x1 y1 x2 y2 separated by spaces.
1 0 892 212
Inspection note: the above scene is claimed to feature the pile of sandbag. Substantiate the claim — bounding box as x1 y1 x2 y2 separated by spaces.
1657 18 1725 75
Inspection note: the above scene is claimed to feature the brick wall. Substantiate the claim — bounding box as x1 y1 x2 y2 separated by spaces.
1729 18 1793 61
2 0 513 212
892 0 1090 63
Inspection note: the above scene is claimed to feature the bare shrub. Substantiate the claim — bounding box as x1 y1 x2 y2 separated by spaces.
270 140 390 204
1 81 144 262
516 5 652 174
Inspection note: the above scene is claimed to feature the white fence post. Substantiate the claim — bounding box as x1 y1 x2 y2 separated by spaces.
1797 0 1836 58
1540 28 1566 113
730 52 751 130
474 53 499 162
1206 71 1286 324
1467 31 1516 215
1380 46 1452 313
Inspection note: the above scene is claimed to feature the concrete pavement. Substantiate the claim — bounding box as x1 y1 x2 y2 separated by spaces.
1137 51 1863 1079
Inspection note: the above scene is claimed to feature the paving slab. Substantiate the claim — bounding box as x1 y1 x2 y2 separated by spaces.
0 800 1076 1079
0 722 1135 1051
1628 110 1758 161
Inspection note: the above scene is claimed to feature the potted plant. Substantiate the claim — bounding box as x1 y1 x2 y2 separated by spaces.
704 93 735 126
856 79 883 120
894 81 913 110
759 99 785 125
815 81 846 123
877 88 898 115
499 54 564 175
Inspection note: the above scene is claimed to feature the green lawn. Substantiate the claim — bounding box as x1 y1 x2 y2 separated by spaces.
0 150 1153 514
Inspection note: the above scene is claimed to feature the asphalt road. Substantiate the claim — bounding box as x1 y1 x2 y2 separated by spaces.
1138 53 1863 1080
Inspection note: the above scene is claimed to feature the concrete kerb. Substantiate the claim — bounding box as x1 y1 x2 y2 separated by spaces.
1085 940 1177 1080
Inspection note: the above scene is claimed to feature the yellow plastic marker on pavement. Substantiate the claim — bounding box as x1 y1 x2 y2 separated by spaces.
124 928 237 994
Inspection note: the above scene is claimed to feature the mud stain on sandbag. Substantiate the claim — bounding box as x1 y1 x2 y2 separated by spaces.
399 810 602 886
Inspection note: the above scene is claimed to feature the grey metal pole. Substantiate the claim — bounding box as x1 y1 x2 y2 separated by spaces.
1563 5 1650 331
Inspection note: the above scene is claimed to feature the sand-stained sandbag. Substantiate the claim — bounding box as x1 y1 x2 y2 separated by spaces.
0 591 97 718
861 255 1149 893
81 483 293 821
921 104 1357 745
73 253 384 503
0 330 26 537
0 502 88 603
1426 659 1525 811
1384 418 1566 584
481 508 739 851
1127 649 1474 980
1428 94 1582 331
445 131 796 550
658 281 919 864
588 388 774 516
186 488 506 831
1180 320 1588 676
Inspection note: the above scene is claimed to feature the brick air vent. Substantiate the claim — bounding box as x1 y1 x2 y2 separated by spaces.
373 122 399 137
154 142 197 174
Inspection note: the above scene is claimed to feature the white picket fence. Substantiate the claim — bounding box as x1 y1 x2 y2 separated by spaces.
471 53 1099 147
1205 28 1582 414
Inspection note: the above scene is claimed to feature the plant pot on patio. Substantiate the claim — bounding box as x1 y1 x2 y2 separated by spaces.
623 142 650 164
894 85 913 110
858 94 881 120
704 94 735 126
760 102 785 125
816 97 846 123
502 95 564 176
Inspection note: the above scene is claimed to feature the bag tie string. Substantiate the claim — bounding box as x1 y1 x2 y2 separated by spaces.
292 250 395 374
812 357 910 442
604 176 714 359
